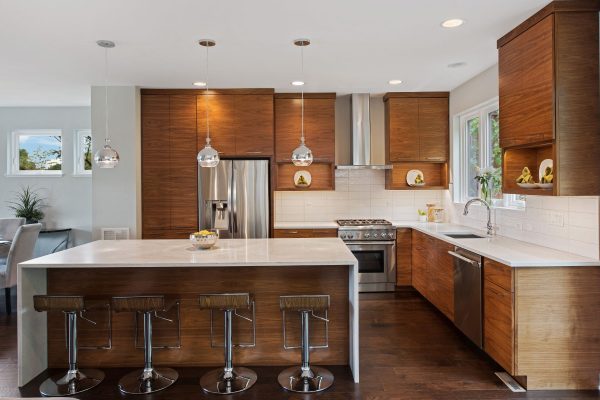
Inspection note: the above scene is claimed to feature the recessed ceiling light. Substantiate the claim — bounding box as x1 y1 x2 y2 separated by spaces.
448 62 467 68
291 81 305 86
388 80 403 85
193 81 207 87
441 19 465 28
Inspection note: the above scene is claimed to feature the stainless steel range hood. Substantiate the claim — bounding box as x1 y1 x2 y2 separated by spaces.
336 93 392 170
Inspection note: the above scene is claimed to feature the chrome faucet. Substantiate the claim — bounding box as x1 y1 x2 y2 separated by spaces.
463 198 494 236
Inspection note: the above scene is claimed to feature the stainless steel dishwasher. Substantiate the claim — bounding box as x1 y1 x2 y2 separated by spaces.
449 247 483 348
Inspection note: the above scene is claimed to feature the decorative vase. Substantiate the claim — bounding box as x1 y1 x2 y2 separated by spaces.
480 180 492 205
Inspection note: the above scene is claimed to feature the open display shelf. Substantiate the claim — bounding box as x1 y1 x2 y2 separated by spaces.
502 142 554 196
385 162 449 190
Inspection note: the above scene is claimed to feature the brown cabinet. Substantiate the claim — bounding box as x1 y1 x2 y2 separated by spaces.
197 91 274 157
483 259 515 375
498 2 600 196
273 229 338 238
384 93 449 190
396 228 412 286
274 93 336 191
142 94 198 238
411 230 454 321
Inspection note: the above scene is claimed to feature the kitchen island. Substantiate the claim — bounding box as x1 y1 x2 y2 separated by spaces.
17 238 359 387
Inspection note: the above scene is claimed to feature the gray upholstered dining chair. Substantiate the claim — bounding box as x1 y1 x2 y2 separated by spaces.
0 217 26 264
0 223 42 313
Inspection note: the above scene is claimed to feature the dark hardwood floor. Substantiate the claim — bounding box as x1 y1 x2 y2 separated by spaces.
1 290 599 399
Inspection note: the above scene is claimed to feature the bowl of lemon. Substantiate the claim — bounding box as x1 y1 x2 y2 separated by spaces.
190 229 219 250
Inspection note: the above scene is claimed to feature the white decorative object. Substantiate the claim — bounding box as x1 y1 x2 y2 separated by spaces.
517 183 538 189
197 39 220 168
407 169 425 186
294 170 312 187
539 159 553 182
291 39 313 167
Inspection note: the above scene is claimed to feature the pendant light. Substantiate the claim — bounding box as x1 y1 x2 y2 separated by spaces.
94 40 120 168
197 39 220 168
291 39 313 167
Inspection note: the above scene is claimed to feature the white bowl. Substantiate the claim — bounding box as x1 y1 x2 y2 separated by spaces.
517 182 537 189
537 182 553 189
190 233 219 250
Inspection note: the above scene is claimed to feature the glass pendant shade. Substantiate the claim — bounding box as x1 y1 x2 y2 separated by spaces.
94 138 120 168
291 138 313 167
197 138 220 168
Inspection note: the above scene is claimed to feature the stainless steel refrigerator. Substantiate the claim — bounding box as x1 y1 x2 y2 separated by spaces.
198 160 270 238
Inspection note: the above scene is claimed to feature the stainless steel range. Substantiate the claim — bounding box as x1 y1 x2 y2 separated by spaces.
337 219 396 292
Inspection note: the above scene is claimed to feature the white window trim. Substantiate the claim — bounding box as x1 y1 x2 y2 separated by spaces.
73 129 92 177
452 98 524 209
6 129 64 177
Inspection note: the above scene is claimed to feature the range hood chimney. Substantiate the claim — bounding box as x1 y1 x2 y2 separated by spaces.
336 93 392 170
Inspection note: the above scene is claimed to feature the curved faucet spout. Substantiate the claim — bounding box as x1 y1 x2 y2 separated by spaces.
463 198 494 236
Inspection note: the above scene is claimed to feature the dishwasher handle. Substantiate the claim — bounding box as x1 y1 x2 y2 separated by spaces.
448 250 481 267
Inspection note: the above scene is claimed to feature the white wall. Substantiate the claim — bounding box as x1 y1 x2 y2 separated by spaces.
91 86 141 240
447 63 600 259
0 107 92 245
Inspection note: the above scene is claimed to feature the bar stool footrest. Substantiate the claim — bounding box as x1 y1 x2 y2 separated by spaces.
200 367 257 394
40 368 104 396
118 367 178 395
278 365 334 393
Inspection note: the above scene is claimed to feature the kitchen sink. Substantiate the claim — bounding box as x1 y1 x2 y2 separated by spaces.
443 233 487 239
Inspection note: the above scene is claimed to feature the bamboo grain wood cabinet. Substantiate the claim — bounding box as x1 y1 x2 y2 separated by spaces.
383 92 449 190
273 229 338 238
498 0 600 196
274 93 336 191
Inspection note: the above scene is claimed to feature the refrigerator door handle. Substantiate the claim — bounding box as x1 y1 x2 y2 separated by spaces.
231 162 237 238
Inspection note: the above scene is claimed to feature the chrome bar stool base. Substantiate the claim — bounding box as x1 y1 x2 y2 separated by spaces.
278 366 334 393
40 368 105 397
118 367 178 395
200 367 257 394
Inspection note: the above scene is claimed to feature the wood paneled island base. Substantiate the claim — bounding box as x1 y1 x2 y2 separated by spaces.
45 266 349 368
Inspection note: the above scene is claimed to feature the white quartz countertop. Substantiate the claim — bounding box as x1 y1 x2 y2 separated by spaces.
20 238 357 269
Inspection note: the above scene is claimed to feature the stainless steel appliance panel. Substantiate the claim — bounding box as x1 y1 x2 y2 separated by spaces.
232 160 269 239
347 241 396 292
451 247 483 348
199 160 233 238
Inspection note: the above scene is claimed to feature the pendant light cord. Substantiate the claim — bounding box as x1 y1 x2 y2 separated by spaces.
205 44 210 142
300 44 305 144
104 47 109 143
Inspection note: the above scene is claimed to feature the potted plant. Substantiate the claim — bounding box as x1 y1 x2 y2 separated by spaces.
7 186 45 224
474 167 498 205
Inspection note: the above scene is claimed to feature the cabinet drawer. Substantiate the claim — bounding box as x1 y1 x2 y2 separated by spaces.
484 259 513 292
484 280 514 374
273 229 337 238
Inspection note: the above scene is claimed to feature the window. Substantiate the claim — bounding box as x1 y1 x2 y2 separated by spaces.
74 129 92 175
8 130 62 175
455 100 523 207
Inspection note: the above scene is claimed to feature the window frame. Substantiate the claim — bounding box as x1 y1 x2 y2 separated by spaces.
7 129 64 177
454 98 524 208
73 129 92 176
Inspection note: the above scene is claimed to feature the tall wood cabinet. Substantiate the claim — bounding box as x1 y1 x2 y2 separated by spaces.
274 93 336 191
498 1 600 196
384 92 449 190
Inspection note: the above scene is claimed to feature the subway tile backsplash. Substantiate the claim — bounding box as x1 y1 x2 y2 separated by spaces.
274 169 443 223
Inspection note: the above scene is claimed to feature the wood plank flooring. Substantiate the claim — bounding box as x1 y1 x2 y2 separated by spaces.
1 289 599 399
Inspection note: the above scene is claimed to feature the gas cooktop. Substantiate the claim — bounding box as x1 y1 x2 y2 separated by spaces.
336 219 392 227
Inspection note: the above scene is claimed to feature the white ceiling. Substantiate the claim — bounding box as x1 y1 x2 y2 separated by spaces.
0 0 549 106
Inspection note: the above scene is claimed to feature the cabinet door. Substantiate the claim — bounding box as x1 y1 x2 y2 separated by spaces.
142 95 171 234
235 95 274 156
386 98 419 162
169 95 198 230
418 98 449 161
484 280 515 374
430 239 454 321
197 94 236 156
396 228 412 286
411 231 431 298
275 97 335 162
273 229 337 238
499 15 554 148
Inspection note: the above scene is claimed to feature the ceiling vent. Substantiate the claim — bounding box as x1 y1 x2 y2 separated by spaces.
101 227 130 240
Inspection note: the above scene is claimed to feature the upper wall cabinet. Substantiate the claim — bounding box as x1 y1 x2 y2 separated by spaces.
383 92 449 190
197 90 274 157
274 93 336 191
498 1 600 196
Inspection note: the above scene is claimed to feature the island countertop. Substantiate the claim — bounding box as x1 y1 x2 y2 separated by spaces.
19 238 358 269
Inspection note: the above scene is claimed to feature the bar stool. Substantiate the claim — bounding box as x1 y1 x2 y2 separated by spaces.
112 295 178 394
278 294 333 393
198 293 257 394
33 295 105 397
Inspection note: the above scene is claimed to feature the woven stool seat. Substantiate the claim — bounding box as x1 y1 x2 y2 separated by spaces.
34 295 85 312
112 295 165 313
279 295 330 312
198 293 252 310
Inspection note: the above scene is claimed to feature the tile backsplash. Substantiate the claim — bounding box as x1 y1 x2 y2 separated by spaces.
446 193 600 259
274 169 444 223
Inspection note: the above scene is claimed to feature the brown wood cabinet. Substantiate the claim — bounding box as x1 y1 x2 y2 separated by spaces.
274 93 336 191
273 229 338 238
395 228 412 286
141 94 198 238
197 91 274 157
498 1 600 196
411 230 454 321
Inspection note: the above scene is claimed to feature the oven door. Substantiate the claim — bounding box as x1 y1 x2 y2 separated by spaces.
347 241 396 285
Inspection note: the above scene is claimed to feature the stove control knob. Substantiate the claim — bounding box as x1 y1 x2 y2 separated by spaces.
373 233 379 238
380 232 387 238
340 234 347 239
348 234 354 239
364 233 370 239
